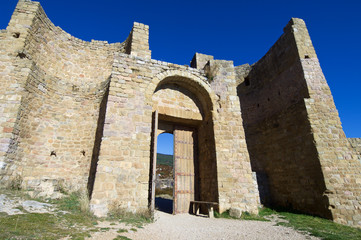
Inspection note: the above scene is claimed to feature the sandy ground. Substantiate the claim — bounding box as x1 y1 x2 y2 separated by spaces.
0 193 319 240
88 211 320 240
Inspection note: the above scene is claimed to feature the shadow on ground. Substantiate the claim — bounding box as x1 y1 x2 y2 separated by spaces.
155 197 173 214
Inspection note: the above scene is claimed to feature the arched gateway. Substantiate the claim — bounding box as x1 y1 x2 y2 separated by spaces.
149 74 218 214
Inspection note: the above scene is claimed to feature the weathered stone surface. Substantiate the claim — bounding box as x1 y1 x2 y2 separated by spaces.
0 1 359 228
229 207 242 218
238 18 361 227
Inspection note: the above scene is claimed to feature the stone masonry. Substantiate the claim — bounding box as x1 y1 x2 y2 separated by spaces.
0 0 360 227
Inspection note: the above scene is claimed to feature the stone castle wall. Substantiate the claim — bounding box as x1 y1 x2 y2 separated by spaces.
0 0 359 227
349 138 361 156
238 18 361 226
238 18 330 218
0 0 117 193
89 54 259 216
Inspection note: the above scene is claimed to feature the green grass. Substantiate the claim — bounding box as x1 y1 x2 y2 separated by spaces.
215 207 361 240
0 212 93 239
259 208 361 240
0 189 97 240
240 211 269 221
275 211 360 240
214 210 235 219
107 207 152 228
214 210 268 221
113 236 132 240
0 189 150 239
117 228 128 233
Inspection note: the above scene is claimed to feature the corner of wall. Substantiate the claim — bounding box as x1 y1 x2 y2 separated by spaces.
0 0 41 184
190 53 214 70
283 18 361 227
125 22 151 60
284 18 317 60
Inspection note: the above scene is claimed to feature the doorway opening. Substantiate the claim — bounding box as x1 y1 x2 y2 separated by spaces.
149 76 219 216
155 132 174 214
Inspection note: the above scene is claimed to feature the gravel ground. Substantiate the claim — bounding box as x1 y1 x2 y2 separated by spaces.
120 211 320 240
0 192 320 240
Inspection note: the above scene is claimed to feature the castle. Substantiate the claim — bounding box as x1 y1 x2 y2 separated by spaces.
0 0 360 227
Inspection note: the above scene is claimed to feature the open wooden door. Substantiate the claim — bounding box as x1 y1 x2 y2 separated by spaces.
173 126 196 214
150 111 158 216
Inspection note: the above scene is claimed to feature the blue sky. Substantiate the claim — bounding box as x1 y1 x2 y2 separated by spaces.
1 0 360 139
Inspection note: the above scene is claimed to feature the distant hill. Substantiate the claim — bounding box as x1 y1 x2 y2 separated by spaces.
157 153 173 166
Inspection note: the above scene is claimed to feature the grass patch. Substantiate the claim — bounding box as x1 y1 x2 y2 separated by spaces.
240 211 269 221
260 208 361 240
113 236 133 240
0 212 93 239
258 207 278 217
214 210 235 219
108 206 152 228
214 209 268 221
0 189 98 240
117 228 128 233
50 191 90 214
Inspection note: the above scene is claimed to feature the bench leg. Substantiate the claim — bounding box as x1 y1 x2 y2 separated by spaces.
195 203 200 215
208 206 214 218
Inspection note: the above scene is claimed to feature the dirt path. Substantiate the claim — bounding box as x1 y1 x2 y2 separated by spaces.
89 211 319 240
0 192 319 240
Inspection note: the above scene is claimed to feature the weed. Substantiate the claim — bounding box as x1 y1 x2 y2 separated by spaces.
117 228 128 233
8 174 22 190
214 210 235 219
113 236 132 240
79 190 90 213
240 211 269 221
258 207 277 217
14 205 26 212
108 204 151 227
130 227 137 232
51 191 92 216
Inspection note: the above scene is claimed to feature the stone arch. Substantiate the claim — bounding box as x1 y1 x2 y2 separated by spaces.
146 69 216 120
149 69 219 214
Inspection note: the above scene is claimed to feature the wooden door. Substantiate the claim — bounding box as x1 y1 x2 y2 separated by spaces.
150 111 158 216
173 126 196 214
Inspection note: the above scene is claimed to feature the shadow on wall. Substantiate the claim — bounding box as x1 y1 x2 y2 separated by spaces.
87 81 110 198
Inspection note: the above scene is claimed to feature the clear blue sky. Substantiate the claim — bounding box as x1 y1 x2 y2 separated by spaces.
158 133 174 155
1 0 360 138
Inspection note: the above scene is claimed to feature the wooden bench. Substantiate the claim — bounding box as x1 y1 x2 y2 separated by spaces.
190 201 218 218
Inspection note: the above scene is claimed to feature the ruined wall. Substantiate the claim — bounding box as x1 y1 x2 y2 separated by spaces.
206 59 260 214
0 1 39 184
238 18 330 218
302 57 361 226
239 18 361 226
0 0 117 193
2 0 358 228
348 138 361 156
